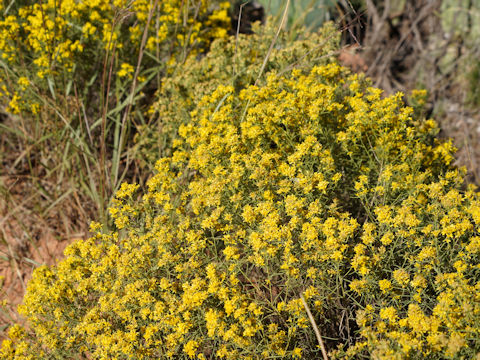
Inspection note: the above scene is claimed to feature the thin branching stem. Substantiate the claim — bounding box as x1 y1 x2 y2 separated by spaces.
301 294 329 360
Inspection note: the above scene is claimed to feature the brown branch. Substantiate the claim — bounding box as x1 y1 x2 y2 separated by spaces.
301 294 329 360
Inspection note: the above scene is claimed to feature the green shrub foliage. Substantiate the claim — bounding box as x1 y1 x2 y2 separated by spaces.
2 24 480 360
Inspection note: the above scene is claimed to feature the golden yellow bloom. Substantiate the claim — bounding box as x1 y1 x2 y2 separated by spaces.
183 340 199 357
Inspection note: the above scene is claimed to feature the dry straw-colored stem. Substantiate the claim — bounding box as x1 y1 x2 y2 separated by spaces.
254 0 290 86
300 294 329 360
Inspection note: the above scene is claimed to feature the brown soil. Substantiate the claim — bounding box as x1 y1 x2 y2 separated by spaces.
0 178 85 338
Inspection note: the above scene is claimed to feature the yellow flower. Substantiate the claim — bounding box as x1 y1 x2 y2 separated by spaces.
393 268 410 286
183 340 199 357
378 279 392 293
379 307 398 324
292 347 303 358
350 279 367 294
117 62 135 78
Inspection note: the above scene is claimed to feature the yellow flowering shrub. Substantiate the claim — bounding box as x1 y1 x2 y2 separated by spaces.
0 0 230 114
3 59 480 358
135 19 339 167
0 0 231 229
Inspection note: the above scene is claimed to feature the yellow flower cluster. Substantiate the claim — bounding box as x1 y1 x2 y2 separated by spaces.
3 56 480 359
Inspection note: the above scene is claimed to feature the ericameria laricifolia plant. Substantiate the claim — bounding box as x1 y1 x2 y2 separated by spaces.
2 59 480 359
